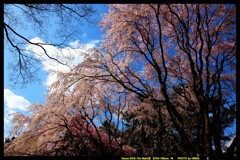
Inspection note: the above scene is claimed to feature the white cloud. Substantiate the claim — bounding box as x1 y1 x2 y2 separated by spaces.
69 40 82 48
4 89 31 111
4 89 31 138
26 37 100 87
45 72 58 87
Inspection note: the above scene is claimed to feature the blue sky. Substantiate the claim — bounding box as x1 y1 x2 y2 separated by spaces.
4 4 108 139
